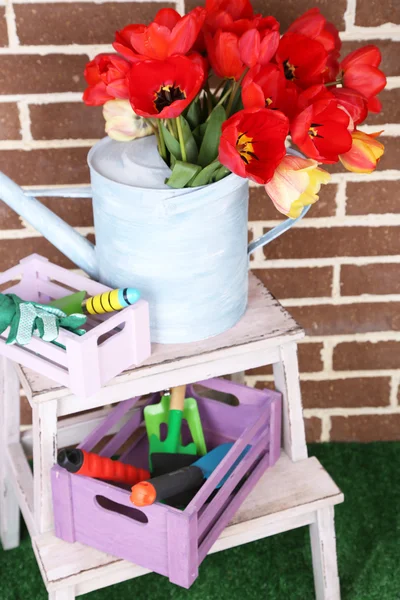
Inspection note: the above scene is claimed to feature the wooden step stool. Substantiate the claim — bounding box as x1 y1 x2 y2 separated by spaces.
0 273 343 600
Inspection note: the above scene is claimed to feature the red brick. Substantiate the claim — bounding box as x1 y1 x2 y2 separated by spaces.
39 197 93 227
0 237 87 272
290 303 400 336
253 267 332 298
331 414 400 442
15 2 173 45
186 0 347 29
0 55 88 95
355 0 400 26
249 183 337 220
341 263 400 296
0 204 24 229
264 226 400 260
301 377 390 409
366 89 400 125
346 181 400 215
333 341 400 371
305 417 322 443
30 103 105 140
0 103 21 140
247 342 323 375
0 8 8 46
342 40 400 77
0 148 90 185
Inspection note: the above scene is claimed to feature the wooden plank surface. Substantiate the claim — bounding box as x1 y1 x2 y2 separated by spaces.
33 455 343 591
18 273 303 402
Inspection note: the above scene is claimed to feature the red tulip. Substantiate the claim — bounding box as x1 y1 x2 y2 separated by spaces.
205 30 244 81
128 54 205 119
205 0 254 33
331 88 368 126
288 8 341 55
242 64 298 119
291 86 352 163
239 18 280 67
218 108 289 184
340 45 386 107
276 33 328 88
83 54 131 106
114 7 206 62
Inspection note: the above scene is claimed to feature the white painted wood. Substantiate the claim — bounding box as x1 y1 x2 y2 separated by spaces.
230 371 245 384
32 454 343 593
273 342 308 461
7 442 36 537
18 273 304 404
49 587 75 600
0 356 21 550
32 400 58 533
310 506 341 600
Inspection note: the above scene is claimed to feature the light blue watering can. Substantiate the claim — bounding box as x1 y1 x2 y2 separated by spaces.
0 136 309 343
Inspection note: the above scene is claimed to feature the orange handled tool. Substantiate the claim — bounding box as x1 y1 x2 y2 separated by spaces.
57 448 150 486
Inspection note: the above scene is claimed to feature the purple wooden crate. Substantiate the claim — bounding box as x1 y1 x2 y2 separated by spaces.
0 254 151 397
51 378 282 588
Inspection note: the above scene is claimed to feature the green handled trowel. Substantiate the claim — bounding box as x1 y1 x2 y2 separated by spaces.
144 385 207 475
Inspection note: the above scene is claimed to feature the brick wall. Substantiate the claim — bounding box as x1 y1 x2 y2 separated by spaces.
0 0 399 440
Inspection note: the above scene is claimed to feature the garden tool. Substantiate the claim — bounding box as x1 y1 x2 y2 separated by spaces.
49 287 141 316
130 442 250 507
0 293 86 346
57 448 150 486
144 385 207 475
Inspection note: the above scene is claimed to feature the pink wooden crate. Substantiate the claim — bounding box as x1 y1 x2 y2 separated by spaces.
51 377 282 588
0 254 151 398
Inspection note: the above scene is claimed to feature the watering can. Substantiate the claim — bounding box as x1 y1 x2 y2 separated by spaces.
0 136 309 344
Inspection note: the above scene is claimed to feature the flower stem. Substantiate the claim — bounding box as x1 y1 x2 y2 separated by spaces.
226 68 249 117
206 87 232 122
157 121 167 161
204 80 213 115
176 116 187 163
167 119 175 138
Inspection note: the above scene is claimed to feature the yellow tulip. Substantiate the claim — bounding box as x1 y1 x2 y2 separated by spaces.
103 100 153 142
264 155 331 219
339 130 384 173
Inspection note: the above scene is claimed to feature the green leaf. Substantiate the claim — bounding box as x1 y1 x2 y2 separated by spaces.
166 161 202 189
213 165 231 182
186 99 202 129
160 122 181 160
179 116 198 164
189 161 222 187
198 105 226 168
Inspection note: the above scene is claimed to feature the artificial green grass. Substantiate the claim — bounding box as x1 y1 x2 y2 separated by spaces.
1 443 400 600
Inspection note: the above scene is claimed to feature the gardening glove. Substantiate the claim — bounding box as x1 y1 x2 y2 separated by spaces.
0 293 86 345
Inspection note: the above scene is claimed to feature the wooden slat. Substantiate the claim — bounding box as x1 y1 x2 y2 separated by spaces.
7 442 35 537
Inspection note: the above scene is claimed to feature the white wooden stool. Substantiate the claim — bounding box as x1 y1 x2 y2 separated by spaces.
0 273 343 600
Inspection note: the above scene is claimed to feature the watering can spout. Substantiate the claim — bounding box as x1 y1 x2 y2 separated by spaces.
0 172 99 280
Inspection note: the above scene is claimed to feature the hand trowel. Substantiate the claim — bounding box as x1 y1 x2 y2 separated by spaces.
144 385 207 476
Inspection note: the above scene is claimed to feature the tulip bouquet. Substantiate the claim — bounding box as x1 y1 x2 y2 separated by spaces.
83 0 387 218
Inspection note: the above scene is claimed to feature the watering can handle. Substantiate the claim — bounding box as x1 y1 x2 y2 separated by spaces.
247 204 311 256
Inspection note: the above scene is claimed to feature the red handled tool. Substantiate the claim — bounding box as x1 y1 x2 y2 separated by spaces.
57 448 150 486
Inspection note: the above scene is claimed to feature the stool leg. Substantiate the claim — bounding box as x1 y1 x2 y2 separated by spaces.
49 587 75 600
0 357 21 550
273 341 307 462
309 506 341 600
33 400 58 533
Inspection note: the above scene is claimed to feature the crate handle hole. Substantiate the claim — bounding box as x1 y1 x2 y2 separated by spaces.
95 495 148 524
192 384 240 407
